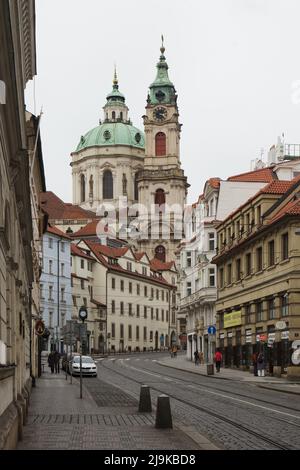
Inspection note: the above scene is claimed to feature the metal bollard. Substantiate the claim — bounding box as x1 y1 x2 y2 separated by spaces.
207 363 214 375
138 385 152 413
155 395 172 429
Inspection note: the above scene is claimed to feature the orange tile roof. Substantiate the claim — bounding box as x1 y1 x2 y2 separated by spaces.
227 167 276 183
71 219 101 237
258 180 293 194
46 225 71 240
40 191 96 220
71 243 95 260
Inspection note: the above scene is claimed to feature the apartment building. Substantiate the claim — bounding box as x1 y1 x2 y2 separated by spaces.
213 176 300 379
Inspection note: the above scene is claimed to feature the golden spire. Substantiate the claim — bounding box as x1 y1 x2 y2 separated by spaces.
113 64 118 87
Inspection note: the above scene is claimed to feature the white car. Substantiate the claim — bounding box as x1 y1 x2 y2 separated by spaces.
70 355 97 377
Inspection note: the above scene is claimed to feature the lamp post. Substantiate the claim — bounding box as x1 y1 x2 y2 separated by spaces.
78 305 88 399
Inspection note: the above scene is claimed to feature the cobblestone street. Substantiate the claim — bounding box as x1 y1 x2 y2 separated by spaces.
17 368 207 450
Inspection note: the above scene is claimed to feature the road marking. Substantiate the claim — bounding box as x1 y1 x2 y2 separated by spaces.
123 363 162 379
125 358 130 361
187 384 300 419
152 360 157 362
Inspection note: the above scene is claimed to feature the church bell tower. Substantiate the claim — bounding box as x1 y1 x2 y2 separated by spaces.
136 38 189 262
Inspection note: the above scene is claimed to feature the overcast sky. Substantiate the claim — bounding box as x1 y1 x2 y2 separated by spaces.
25 0 300 204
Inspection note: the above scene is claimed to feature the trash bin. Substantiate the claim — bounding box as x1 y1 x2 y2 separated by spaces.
207 363 214 375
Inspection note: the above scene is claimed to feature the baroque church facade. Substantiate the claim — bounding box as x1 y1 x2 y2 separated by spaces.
71 43 189 262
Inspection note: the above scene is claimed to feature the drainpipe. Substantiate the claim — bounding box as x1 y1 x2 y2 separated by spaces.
29 286 35 387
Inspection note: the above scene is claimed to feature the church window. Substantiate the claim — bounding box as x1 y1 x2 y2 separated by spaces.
155 245 166 263
103 170 113 199
155 132 166 156
80 174 85 202
120 111 123 120
135 132 141 143
112 111 116 120
122 173 127 195
134 174 139 201
89 175 94 199
155 188 165 212
104 130 111 141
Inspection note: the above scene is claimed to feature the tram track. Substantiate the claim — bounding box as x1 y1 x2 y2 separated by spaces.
101 359 295 450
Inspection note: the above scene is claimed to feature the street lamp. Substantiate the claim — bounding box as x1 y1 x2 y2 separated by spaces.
78 306 88 399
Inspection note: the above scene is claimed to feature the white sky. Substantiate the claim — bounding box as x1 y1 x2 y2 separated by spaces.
25 0 300 204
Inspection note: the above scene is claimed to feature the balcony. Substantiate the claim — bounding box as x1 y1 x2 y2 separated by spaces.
179 287 217 311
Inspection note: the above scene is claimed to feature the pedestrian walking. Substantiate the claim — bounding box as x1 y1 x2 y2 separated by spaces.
199 351 204 365
252 351 258 376
54 350 60 374
214 349 222 372
48 351 55 374
257 352 265 377
172 345 177 358
194 349 199 365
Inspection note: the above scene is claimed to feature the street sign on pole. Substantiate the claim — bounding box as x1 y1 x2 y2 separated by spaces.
207 326 216 335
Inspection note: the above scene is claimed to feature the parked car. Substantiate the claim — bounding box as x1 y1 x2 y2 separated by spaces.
70 355 97 377
62 352 79 373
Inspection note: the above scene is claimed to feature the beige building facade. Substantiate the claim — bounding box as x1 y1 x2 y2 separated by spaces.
0 0 38 449
213 177 300 378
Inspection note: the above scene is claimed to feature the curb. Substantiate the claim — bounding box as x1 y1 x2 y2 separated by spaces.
156 360 297 386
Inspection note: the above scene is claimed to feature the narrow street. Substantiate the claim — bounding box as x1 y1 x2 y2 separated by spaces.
18 352 300 450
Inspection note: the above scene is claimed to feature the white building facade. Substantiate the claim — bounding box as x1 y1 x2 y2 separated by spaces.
40 227 72 352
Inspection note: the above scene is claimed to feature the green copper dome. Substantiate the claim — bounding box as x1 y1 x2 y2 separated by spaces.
148 38 177 106
76 122 145 152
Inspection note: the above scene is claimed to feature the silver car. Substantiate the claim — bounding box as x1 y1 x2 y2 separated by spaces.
70 355 97 377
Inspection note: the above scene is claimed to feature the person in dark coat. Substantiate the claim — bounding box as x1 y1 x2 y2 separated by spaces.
194 349 199 365
54 350 60 374
48 351 55 374
257 352 265 377
252 352 258 376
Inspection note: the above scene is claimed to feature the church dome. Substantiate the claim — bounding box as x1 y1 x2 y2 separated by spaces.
76 122 145 152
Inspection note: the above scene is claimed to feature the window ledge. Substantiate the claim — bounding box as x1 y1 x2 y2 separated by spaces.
266 264 276 271
255 270 264 276
279 258 290 266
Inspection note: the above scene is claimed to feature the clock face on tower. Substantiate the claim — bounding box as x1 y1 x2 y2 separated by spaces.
153 107 167 122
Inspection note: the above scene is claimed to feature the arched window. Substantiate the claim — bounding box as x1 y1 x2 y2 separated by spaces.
103 170 113 199
80 174 85 202
155 245 166 263
120 111 123 121
155 132 166 156
89 175 94 199
155 188 165 212
112 111 116 120
134 173 139 201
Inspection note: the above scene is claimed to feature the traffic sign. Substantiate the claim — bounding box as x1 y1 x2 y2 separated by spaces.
207 326 216 335
276 321 286 330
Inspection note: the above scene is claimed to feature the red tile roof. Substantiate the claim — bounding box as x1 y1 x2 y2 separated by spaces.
84 241 173 287
134 252 147 261
208 178 221 189
71 219 101 237
71 243 95 260
227 167 276 183
40 191 96 220
219 180 292 226
47 225 71 240
258 180 293 195
150 258 175 272
268 198 300 224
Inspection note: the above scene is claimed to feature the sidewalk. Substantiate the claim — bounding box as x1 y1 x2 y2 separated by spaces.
17 371 217 450
157 355 300 394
